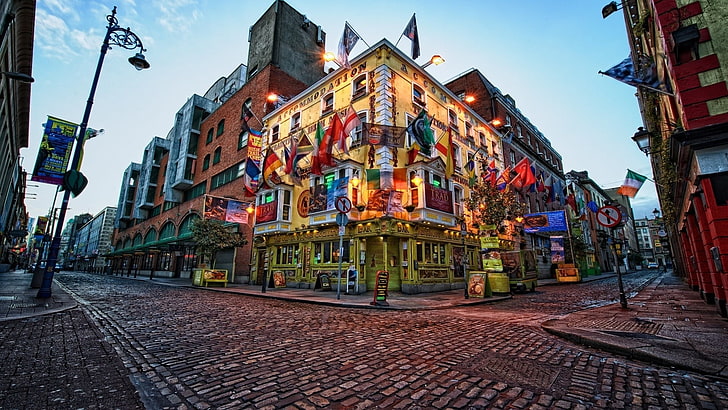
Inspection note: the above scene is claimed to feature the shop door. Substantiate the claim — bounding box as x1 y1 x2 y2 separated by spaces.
255 249 267 285
364 237 402 291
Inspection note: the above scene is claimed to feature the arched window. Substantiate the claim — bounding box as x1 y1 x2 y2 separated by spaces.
216 119 225 137
352 74 367 99
202 154 210 170
132 234 143 247
159 222 176 240
213 147 222 164
179 214 200 236
206 128 213 144
143 229 158 244
413 84 426 107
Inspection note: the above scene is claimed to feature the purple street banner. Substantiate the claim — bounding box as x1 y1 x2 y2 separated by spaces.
204 195 249 224
31 116 79 185
523 210 568 233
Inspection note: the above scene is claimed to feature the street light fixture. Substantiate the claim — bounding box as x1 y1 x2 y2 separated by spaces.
421 54 445 69
36 7 149 298
631 127 658 155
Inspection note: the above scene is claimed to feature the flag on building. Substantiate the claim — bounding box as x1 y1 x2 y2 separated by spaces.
402 14 420 60
616 169 648 197
465 158 476 187
407 141 420 165
341 105 362 154
482 160 498 186
406 109 434 156
310 122 324 175
320 115 342 166
495 166 511 191
510 157 537 191
366 169 381 190
262 148 283 185
337 22 360 69
435 129 454 178
289 132 311 176
241 105 254 131
600 56 671 94
244 158 260 194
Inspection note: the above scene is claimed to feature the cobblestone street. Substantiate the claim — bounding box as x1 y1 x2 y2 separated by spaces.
2 271 728 409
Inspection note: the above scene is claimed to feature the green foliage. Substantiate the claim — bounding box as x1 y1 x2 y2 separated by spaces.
191 219 247 267
465 181 526 227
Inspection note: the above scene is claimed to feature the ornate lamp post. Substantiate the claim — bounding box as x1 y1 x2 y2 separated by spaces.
36 7 149 298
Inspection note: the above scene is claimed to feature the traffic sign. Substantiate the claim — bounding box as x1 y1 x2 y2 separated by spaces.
335 212 349 226
596 205 622 228
335 196 352 213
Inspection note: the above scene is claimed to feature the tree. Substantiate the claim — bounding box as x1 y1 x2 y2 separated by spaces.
191 219 248 268
464 180 526 228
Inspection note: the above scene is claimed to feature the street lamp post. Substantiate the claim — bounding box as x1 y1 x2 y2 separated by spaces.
461 219 468 299
36 7 149 298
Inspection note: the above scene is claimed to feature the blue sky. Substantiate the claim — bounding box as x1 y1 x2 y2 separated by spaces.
23 0 659 223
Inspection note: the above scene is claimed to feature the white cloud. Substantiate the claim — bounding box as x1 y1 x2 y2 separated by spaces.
153 0 201 33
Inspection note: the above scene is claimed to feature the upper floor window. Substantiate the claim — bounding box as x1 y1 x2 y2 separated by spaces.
413 84 426 107
465 122 473 139
454 186 464 217
206 128 213 144
290 112 301 132
202 154 210 170
448 109 458 131
509 150 516 165
350 112 367 148
216 119 225 137
213 147 222 164
271 124 280 143
352 74 367 99
238 130 249 150
322 93 334 115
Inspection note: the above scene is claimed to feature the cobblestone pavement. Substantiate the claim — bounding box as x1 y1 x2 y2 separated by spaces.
3 271 728 409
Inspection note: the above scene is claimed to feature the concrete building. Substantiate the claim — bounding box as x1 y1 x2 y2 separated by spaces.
73 207 116 272
0 0 34 270
607 0 728 315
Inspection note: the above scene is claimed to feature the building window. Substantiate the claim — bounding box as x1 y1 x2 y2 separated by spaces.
210 161 245 190
352 74 367 99
290 112 301 132
350 112 367 148
282 189 291 221
509 150 516 165
271 124 279 143
213 147 221 164
206 128 213 144
448 109 458 131
202 154 210 170
415 241 446 265
276 244 297 265
465 122 473 139
413 84 426 107
216 119 225 137
314 240 351 264
238 130 249 150
454 186 464 217
322 93 334 115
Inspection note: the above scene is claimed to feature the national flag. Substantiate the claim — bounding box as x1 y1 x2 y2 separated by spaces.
402 13 420 60
330 111 347 155
337 22 360 69
341 105 362 154
406 109 434 156
510 157 536 190
262 148 283 185
616 169 648 197
320 115 341 166
435 128 454 178
600 56 671 94
366 169 381 190
587 201 599 213
495 166 511 191
536 173 546 193
289 132 310 175
466 159 476 187
310 122 324 175
482 160 498 186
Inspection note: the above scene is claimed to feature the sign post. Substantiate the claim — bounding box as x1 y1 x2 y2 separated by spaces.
334 196 352 300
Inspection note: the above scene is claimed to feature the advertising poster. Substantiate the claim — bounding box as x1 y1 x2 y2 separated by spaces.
203 195 249 224
550 236 565 264
523 211 568 233
31 116 79 185
326 176 349 210
424 183 454 213
468 273 487 298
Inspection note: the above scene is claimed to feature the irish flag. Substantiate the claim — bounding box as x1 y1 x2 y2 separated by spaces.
617 169 648 197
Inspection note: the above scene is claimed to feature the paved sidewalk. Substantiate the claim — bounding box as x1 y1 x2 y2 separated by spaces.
2 268 727 378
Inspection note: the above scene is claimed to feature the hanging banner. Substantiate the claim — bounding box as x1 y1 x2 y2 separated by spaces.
363 123 406 147
31 116 79 185
203 195 249 223
550 236 565 264
523 211 568 233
